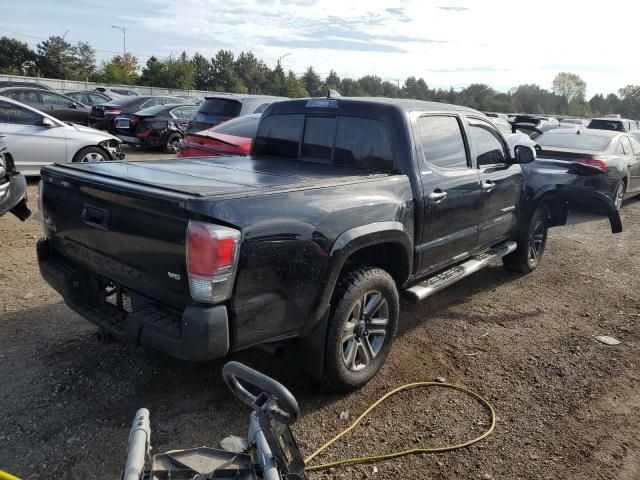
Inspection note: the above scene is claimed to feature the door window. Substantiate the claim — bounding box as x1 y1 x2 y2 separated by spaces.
40 92 72 106
620 136 632 155
417 115 468 169
9 90 42 103
0 101 42 125
468 119 507 166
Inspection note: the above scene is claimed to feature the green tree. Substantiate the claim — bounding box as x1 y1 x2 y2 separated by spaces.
36 35 75 78
284 71 306 97
0 37 36 75
381 81 400 98
301 66 322 97
69 41 96 80
94 53 139 85
322 70 341 93
358 75 384 96
340 78 365 96
234 52 269 94
266 61 287 96
191 52 214 90
212 50 247 92
402 77 430 100
139 56 163 86
552 72 587 103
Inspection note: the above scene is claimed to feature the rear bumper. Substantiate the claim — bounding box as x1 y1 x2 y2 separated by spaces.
37 238 230 361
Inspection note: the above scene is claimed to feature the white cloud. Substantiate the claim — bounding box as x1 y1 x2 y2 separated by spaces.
131 0 640 95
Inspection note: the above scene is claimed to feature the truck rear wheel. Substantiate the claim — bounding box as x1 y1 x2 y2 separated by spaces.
503 206 548 274
324 266 399 391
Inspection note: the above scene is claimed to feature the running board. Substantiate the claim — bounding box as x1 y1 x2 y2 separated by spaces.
405 241 517 301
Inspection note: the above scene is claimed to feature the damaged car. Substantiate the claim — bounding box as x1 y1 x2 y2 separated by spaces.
0 97 124 175
114 103 196 153
0 136 30 220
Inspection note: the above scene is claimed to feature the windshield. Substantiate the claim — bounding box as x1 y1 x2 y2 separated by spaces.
210 114 260 138
198 98 242 116
135 105 171 116
588 119 624 131
537 133 612 151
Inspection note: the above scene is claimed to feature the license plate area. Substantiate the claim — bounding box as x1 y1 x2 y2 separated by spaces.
115 118 130 129
105 282 134 313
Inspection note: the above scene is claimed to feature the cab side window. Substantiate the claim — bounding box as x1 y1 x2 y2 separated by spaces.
468 119 507 166
417 115 468 169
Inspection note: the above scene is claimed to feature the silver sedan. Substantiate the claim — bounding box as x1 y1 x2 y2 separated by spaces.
0 96 124 176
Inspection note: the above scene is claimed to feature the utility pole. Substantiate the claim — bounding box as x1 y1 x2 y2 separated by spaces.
111 25 126 56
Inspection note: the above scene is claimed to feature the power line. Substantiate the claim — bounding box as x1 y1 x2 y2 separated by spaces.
0 27 156 59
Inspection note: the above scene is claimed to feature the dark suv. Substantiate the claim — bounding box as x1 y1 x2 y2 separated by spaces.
187 94 286 133
87 95 191 132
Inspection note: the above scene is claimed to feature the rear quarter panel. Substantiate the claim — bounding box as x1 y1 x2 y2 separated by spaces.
185 174 415 350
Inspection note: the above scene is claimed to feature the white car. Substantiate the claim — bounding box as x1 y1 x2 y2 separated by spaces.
0 96 124 176
491 117 539 153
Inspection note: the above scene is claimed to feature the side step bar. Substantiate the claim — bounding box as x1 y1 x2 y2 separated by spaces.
405 241 517 301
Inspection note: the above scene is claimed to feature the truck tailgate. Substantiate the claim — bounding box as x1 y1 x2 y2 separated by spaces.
41 167 193 308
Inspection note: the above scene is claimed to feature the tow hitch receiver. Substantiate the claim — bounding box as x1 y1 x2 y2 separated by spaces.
122 361 305 480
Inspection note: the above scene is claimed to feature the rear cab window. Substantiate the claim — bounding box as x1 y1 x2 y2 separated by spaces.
537 133 612 151
253 113 394 170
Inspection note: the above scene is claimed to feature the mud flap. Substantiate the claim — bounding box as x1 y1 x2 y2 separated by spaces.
555 186 622 233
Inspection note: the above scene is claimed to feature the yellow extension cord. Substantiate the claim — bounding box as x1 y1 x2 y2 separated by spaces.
304 381 496 472
0 382 495 479
0 471 20 480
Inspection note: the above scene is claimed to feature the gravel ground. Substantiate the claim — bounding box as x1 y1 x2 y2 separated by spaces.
0 156 638 479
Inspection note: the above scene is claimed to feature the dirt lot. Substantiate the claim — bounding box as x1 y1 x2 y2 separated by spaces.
1 157 639 479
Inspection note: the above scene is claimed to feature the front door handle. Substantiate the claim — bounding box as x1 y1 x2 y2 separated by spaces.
481 180 495 192
428 190 448 202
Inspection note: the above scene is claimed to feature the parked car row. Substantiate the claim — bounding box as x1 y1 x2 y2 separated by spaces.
0 97 124 175
482 111 640 209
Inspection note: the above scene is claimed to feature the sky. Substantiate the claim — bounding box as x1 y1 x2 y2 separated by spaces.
2 0 639 96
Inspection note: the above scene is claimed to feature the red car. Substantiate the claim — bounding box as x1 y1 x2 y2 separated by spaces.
178 114 259 158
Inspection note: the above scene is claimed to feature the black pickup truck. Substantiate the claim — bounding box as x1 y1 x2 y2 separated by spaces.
37 97 622 391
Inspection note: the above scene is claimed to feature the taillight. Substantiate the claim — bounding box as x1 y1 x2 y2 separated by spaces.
105 108 122 115
186 221 241 303
574 158 607 170
130 115 139 125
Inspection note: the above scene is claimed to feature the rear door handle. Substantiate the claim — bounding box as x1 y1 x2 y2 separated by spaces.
428 190 448 201
481 180 495 192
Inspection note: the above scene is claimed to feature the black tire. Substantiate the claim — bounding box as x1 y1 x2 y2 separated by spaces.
324 266 399 391
613 180 626 210
503 206 548 274
163 133 182 154
72 146 109 163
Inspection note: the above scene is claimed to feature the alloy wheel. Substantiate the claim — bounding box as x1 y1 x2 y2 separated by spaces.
528 219 545 266
341 290 389 372
81 152 106 162
614 182 625 210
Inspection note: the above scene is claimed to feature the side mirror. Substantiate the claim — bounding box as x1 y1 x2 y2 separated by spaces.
513 145 536 164
40 117 57 128
69 102 78 109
